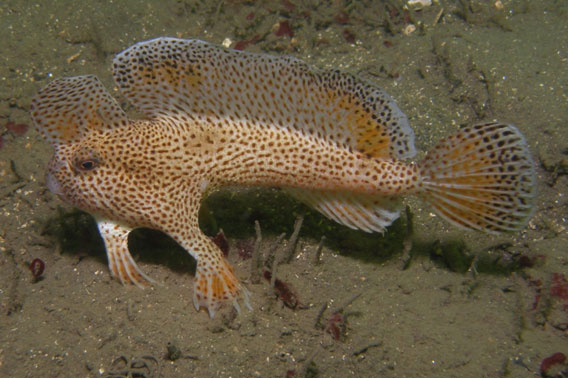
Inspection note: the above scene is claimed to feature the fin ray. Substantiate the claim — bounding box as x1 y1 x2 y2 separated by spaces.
426 186 533 207
431 195 522 232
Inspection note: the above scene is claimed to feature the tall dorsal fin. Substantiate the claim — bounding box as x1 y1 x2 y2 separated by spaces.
30 75 128 145
112 37 415 160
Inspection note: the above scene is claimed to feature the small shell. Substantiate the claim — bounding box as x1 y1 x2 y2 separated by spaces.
407 0 432 10
403 24 417 36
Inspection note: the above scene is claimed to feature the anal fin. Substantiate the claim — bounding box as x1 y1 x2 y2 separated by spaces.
284 188 402 233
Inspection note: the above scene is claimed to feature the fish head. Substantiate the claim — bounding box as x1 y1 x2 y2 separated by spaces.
42 123 172 227
44 131 107 210
31 75 169 227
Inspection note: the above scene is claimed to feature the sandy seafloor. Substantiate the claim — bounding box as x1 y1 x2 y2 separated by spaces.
0 0 567 377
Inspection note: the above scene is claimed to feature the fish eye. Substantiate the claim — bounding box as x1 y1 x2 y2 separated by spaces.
75 158 99 172
71 147 101 173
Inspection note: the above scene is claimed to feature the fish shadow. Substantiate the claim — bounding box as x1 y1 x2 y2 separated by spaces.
40 208 195 277
202 188 408 264
39 188 411 278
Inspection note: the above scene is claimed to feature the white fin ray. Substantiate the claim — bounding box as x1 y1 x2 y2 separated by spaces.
425 185 533 207
430 194 522 233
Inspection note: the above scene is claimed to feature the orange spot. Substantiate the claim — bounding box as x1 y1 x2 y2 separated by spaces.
60 119 79 142
355 128 390 158
212 275 222 299
154 61 201 88
323 89 392 159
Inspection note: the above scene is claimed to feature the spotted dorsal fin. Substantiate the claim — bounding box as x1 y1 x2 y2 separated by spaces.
112 37 415 160
30 75 128 145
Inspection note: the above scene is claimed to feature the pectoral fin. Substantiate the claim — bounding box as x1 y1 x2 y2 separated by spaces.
96 219 154 287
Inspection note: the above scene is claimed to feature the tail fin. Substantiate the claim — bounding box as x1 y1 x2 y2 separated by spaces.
418 123 536 233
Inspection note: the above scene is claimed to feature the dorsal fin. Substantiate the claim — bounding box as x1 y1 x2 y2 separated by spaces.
112 37 415 160
30 75 128 145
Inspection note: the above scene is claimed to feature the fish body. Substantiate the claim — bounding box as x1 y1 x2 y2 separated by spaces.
31 38 536 317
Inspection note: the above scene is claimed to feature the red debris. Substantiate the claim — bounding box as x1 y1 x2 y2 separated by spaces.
386 4 399 21
234 40 249 51
281 0 296 12
550 273 568 310
530 273 568 313
527 279 543 311
29 258 45 282
550 273 568 299
5 121 29 136
326 313 346 340
335 11 349 25
540 352 566 376
246 11 254 20
263 270 299 309
211 230 229 257
385 4 411 26
275 20 294 38
518 254 535 268
532 292 541 311
234 34 261 51
342 28 356 44
383 40 394 48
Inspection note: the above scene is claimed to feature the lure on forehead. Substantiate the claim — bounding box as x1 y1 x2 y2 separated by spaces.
31 37 536 318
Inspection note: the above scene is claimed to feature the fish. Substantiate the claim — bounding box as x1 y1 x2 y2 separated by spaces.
30 37 536 318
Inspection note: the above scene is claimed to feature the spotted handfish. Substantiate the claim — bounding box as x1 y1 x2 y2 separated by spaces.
30 38 536 317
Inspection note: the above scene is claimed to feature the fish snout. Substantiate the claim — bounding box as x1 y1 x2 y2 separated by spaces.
45 157 68 197
46 170 62 196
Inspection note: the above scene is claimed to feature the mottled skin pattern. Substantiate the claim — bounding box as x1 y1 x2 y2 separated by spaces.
31 38 536 317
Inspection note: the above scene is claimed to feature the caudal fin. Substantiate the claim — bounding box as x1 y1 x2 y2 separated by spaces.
418 123 536 233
